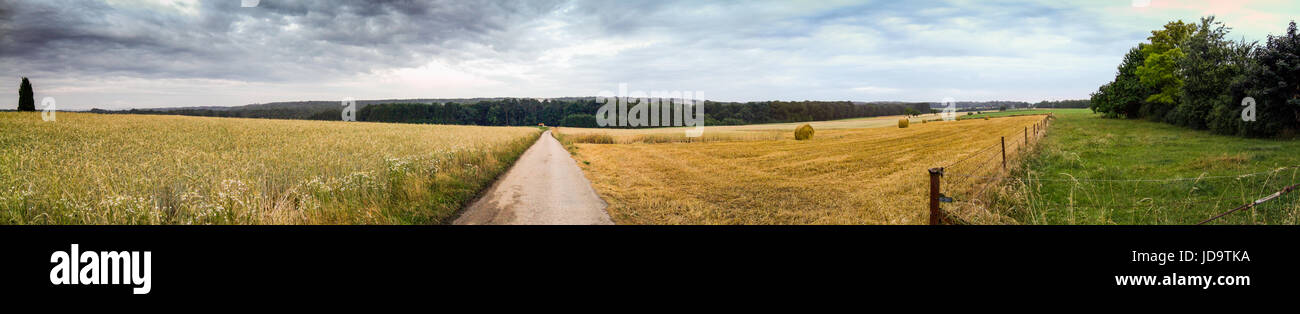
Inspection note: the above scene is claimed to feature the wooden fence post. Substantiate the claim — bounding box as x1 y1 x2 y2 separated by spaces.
1000 136 1006 170
1025 127 1028 146
929 167 944 225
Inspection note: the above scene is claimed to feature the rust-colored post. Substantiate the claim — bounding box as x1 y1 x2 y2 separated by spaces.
1025 127 1028 145
1000 136 1006 170
929 167 944 225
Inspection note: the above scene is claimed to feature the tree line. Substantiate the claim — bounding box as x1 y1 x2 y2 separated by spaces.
1033 100 1090 108
1090 17 1300 137
357 98 932 127
82 98 927 127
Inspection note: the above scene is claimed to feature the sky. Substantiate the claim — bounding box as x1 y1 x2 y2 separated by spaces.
1 0 1298 110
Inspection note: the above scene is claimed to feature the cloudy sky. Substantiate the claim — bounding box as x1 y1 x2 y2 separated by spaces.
1 0 1298 110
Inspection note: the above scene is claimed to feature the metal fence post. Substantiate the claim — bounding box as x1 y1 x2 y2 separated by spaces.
929 167 944 225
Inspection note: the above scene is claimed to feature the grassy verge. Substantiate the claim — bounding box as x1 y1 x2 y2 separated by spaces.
994 110 1300 224
0 112 540 224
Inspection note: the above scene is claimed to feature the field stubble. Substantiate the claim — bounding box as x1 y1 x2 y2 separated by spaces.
565 115 1045 224
557 114 939 144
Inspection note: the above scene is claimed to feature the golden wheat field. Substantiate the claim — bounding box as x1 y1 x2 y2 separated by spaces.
562 115 1046 224
0 112 540 225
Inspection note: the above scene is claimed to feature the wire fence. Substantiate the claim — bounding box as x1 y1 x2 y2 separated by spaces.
927 114 1300 225
927 114 1052 224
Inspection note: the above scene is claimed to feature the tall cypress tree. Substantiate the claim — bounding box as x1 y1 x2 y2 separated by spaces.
17 77 35 111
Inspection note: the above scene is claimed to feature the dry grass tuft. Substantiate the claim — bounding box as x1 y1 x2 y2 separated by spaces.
1186 153 1251 170
569 133 617 144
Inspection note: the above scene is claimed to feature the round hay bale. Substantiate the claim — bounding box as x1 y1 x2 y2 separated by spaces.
794 124 814 140
898 118 909 128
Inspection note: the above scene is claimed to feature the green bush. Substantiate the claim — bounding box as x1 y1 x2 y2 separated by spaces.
1090 18 1300 137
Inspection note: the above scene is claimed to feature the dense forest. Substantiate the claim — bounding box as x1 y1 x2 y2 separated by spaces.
1090 17 1300 137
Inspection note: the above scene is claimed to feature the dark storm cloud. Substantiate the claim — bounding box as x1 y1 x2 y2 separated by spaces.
0 0 1118 86
0 0 564 81
3 0 1290 109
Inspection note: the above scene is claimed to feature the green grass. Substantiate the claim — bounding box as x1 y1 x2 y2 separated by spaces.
997 109 1300 225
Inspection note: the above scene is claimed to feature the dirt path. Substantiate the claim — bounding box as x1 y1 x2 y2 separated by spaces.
453 130 613 225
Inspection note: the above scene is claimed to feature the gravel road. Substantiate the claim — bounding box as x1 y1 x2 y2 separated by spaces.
453 130 613 225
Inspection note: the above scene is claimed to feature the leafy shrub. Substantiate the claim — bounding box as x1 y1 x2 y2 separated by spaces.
1091 18 1300 137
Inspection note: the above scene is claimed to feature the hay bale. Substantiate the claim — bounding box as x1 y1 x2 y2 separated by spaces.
983 116 990 120
898 118 909 128
794 124 814 140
